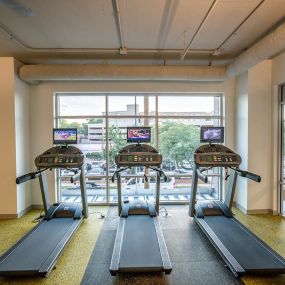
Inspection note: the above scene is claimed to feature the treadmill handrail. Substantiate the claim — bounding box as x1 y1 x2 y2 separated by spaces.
232 168 261 183
111 167 129 182
148 166 168 182
16 168 48 184
70 170 81 183
197 169 208 183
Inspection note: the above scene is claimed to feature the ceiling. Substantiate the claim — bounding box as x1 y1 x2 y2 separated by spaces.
0 0 284 66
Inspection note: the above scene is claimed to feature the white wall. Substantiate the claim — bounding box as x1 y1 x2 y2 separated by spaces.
30 80 236 205
15 60 31 214
235 60 272 213
271 50 285 213
0 50 284 215
0 58 31 217
0 57 278 213
248 60 272 211
235 71 248 210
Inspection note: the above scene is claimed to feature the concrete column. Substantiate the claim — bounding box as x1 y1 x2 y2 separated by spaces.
0 58 17 216
235 60 272 213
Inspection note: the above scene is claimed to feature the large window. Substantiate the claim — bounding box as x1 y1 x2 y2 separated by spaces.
55 93 224 204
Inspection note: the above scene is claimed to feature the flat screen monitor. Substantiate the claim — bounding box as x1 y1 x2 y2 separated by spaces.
200 126 224 143
127 127 151 143
53 128 77 145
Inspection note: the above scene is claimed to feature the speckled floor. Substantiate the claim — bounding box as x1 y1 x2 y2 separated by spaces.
233 208 285 285
0 206 108 285
0 206 284 285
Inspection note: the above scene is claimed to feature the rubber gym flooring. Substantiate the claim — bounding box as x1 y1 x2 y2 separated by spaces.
0 206 285 285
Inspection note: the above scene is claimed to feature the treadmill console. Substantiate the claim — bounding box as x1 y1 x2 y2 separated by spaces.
194 144 241 167
115 144 162 167
35 146 84 169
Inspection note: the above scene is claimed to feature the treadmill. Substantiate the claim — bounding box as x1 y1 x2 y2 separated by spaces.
189 126 285 277
0 128 88 277
110 126 172 275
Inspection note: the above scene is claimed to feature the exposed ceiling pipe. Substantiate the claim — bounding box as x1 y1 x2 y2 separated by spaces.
227 18 285 77
216 0 265 53
0 20 214 56
19 64 227 85
18 18 285 84
156 0 179 49
180 0 218 60
111 0 125 53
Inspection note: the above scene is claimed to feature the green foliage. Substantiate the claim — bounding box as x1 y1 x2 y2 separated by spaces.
87 118 103 124
59 119 78 129
59 118 103 137
59 118 200 167
103 125 126 165
85 152 102 160
159 121 200 166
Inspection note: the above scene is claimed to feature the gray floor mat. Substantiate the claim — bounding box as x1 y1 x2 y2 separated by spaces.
81 205 242 285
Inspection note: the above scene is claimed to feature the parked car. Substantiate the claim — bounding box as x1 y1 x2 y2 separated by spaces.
86 167 104 180
162 161 176 171
181 161 193 170
174 168 190 174
123 176 176 190
60 169 77 177
108 167 116 175
85 163 92 171
91 161 101 167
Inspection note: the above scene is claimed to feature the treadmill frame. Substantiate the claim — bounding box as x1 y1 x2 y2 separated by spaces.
189 144 285 277
110 216 172 275
195 215 285 276
110 144 172 275
0 218 82 277
0 145 88 277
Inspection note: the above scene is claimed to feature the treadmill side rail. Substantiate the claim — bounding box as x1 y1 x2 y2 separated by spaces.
231 218 285 269
153 216 172 274
0 218 83 277
39 219 83 276
195 216 245 277
110 218 125 276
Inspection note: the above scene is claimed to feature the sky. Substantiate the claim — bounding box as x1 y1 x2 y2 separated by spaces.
59 94 217 116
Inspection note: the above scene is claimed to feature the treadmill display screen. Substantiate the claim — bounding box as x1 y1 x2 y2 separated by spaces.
200 126 224 143
53 128 77 145
127 127 151 143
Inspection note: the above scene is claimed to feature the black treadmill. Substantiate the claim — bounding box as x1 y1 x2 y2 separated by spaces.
189 126 285 277
109 127 172 275
0 129 89 277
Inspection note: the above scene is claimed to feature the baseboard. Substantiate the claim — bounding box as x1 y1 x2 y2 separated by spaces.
0 205 43 219
234 202 273 214
233 202 247 213
32 204 44 210
0 214 18 219
246 209 273 214
17 205 33 218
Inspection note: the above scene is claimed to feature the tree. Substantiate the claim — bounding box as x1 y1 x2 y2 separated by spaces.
103 125 125 166
87 118 103 124
59 118 104 137
159 121 200 167
59 119 78 129
86 152 102 161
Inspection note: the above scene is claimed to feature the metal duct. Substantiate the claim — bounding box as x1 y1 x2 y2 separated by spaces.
227 19 285 77
19 64 227 84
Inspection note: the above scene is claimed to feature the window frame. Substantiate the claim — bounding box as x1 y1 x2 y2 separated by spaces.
55 92 224 205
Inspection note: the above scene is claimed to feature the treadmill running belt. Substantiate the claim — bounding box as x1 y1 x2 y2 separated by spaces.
203 216 285 271
119 215 163 271
0 218 81 273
